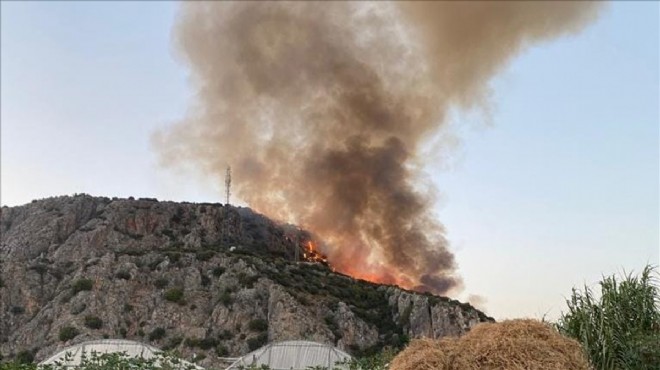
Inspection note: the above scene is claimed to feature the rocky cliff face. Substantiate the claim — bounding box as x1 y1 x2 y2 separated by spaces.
0 195 492 367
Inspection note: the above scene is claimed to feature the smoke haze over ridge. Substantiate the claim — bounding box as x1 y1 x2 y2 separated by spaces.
155 2 601 295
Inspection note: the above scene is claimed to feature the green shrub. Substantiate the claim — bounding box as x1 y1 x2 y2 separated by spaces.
59 326 79 342
212 266 226 277
115 271 131 280
325 315 341 339
218 329 234 340
557 265 660 370
195 250 215 262
219 290 233 306
164 288 184 303
70 303 86 315
215 345 229 357
238 273 259 288
154 278 169 289
184 338 199 348
148 258 164 271
162 336 183 351
183 337 216 350
200 274 211 287
10 306 25 315
59 292 73 304
198 337 218 350
246 333 268 351
118 248 144 257
148 327 166 341
248 318 268 332
15 350 34 364
164 252 181 263
83 315 103 329
29 264 48 276
71 278 93 294
171 209 183 223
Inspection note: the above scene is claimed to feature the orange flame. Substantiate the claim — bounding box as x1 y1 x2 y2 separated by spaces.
300 240 329 264
291 237 413 290
295 238 421 291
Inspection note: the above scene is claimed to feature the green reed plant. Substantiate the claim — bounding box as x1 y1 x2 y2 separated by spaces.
557 265 660 370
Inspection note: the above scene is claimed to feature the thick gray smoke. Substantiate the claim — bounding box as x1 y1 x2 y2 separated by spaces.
155 2 601 294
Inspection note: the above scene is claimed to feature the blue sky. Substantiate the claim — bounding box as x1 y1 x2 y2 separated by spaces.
1 1 658 320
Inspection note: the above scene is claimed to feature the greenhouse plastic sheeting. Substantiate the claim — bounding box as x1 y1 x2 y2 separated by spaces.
226 340 352 370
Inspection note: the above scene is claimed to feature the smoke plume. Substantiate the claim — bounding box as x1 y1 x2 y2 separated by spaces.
155 2 601 295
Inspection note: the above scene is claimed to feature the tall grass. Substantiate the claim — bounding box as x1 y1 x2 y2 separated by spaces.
557 265 660 370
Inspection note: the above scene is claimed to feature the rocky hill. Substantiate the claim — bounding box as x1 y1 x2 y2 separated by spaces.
0 195 492 367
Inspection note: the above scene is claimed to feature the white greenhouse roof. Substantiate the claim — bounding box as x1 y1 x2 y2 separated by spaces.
226 340 352 370
39 339 202 369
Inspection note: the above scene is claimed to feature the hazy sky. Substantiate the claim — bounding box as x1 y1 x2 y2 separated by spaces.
1 1 658 320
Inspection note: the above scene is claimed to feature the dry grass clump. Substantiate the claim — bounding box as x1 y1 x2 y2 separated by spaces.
390 319 590 370
388 338 454 369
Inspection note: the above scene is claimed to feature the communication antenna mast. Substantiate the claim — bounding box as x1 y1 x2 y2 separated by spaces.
225 166 232 205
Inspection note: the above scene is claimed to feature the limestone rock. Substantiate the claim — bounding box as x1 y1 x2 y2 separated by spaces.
0 195 492 367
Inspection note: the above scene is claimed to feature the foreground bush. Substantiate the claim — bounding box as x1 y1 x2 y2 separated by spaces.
0 351 197 370
557 265 660 370
340 348 396 370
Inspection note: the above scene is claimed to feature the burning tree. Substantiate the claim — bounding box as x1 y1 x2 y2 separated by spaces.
283 226 329 265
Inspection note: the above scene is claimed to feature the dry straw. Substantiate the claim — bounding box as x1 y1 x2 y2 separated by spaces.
390 319 590 370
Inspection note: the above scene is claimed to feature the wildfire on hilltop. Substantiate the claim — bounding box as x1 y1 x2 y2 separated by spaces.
302 241 328 265
297 238 410 289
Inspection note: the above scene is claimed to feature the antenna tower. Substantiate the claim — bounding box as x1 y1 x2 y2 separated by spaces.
225 166 232 205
